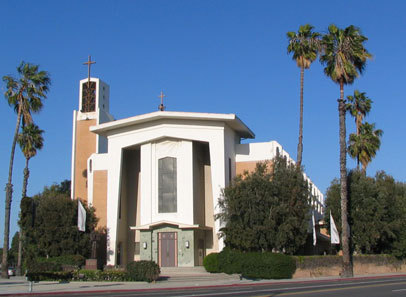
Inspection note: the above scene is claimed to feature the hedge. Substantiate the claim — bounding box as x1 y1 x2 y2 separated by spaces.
203 249 296 279
73 269 131 281
26 259 160 283
127 260 160 282
203 253 220 273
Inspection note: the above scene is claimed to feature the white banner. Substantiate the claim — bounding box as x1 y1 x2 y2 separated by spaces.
312 211 317 246
78 200 86 232
330 211 340 244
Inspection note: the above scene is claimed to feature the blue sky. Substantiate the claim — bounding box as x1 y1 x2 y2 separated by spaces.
1 0 405 245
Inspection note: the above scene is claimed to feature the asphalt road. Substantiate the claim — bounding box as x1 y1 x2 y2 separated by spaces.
9 275 406 297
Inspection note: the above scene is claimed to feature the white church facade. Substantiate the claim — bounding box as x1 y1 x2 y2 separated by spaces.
71 77 324 267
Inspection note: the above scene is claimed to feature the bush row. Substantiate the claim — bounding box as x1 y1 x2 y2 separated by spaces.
203 249 296 279
26 260 160 283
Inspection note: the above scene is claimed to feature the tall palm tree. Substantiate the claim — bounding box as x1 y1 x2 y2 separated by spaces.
348 122 382 173
16 124 44 275
346 90 372 136
2 62 50 278
320 24 371 277
287 24 320 167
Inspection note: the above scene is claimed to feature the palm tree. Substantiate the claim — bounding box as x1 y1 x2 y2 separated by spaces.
287 24 320 167
320 24 371 277
2 62 50 278
346 90 372 136
348 122 382 174
16 124 44 275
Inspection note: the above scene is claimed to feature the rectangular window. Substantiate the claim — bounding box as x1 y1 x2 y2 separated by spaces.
134 242 140 255
158 157 177 213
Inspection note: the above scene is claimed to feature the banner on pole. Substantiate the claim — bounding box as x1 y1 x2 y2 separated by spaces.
78 200 86 232
330 211 340 244
312 211 317 246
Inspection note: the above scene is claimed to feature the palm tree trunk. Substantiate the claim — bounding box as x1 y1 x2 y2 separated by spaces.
338 80 353 277
2 104 23 279
22 159 30 198
297 66 304 167
17 158 30 276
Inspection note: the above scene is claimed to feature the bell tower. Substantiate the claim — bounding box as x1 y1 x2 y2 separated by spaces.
71 57 113 203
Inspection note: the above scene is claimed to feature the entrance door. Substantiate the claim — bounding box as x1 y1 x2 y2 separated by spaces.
159 232 177 267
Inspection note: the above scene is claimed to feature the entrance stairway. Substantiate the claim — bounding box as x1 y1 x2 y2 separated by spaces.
159 266 240 283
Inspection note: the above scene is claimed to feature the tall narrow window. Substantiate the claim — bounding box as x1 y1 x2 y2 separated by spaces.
158 157 177 213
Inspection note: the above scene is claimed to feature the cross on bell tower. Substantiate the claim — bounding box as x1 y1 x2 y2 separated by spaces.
81 56 97 112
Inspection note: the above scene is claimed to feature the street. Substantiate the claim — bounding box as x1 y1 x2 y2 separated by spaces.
5 275 406 297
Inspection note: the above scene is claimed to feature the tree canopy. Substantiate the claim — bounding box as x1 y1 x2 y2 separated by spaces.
217 154 311 255
325 170 406 257
19 181 97 264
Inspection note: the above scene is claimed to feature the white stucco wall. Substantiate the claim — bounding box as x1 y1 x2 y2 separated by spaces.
139 139 194 225
94 119 230 265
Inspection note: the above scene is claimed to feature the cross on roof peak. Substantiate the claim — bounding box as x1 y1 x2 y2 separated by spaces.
158 90 166 111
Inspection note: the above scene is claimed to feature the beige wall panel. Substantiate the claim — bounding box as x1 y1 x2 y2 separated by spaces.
236 161 273 176
93 170 108 228
235 161 258 176
74 119 97 203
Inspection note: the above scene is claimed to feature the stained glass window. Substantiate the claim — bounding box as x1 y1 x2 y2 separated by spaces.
158 157 177 213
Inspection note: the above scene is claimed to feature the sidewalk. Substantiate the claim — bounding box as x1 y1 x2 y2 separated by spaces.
1 270 406 296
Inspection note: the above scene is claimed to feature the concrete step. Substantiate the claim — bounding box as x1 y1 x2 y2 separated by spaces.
159 267 240 282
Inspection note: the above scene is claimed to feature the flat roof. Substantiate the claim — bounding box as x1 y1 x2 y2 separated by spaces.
90 111 255 138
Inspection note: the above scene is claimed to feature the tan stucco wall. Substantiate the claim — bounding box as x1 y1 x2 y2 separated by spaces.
236 161 273 176
93 170 108 228
115 149 141 266
74 119 97 203
204 164 218 254
236 161 258 176
293 263 406 278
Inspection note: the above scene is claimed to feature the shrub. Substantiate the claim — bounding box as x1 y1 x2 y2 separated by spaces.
212 249 296 279
50 255 85 267
26 271 72 282
217 248 244 274
73 269 131 281
203 253 220 273
126 261 160 282
241 252 296 279
27 260 62 273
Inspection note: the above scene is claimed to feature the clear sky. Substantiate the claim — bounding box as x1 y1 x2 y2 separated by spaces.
1 0 405 246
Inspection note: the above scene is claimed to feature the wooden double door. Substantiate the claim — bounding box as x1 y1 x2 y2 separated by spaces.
158 232 177 267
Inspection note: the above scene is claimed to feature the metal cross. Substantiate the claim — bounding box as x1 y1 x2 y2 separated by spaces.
83 55 96 83
158 91 166 111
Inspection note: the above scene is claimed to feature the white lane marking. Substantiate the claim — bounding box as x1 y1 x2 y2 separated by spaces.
174 278 406 297
392 288 406 292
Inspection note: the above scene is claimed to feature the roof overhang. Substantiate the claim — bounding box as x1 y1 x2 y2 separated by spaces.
90 111 255 139
130 220 212 231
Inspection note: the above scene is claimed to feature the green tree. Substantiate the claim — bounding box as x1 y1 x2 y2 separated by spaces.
217 154 311 254
348 122 383 174
2 62 50 278
8 232 19 267
19 182 97 264
287 24 320 167
325 171 406 255
320 24 371 277
346 90 372 136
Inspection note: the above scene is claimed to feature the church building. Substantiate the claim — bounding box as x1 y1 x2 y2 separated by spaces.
71 75 324 267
